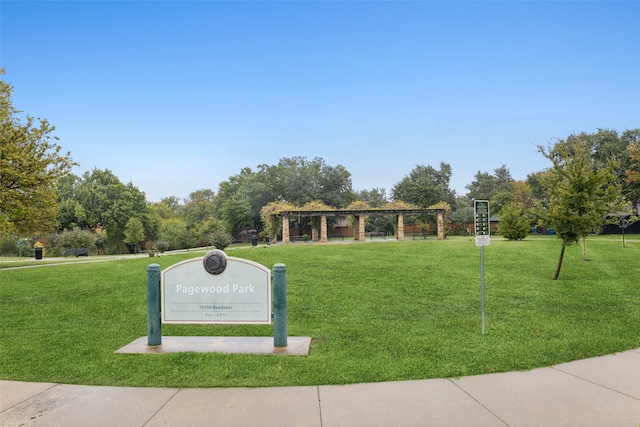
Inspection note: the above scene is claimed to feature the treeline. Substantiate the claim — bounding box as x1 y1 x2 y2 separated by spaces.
2 69 639 257
4 128 638 257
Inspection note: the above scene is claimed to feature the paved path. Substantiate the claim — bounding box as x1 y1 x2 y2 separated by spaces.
1 348 638 426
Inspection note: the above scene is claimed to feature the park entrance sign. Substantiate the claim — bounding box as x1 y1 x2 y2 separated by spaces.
161 250 271 324
115 251 312 355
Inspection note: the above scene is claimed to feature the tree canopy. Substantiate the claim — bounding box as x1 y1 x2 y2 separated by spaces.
465 165 514 203
58 168 151 252
391 162 455 208
0 69 76 237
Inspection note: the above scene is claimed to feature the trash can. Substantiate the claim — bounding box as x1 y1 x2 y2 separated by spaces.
251 235 258 247
35 247 43 260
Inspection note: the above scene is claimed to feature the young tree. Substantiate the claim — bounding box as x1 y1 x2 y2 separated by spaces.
498 203 530 240
0 69 76 237
606 202 639 247
537 135 619 280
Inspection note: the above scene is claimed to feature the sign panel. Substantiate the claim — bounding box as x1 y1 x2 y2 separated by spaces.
475 235 491 247
474 200 490 247
161 251 271 324
474 200 490 236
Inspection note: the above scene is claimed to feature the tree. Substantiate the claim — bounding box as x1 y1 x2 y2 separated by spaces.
60 168 151 252
391 163 455 208
317 163 355 208
465 165 513 202
261 157 354 208
183 189 216 228
159 218 191 250
498 203 530 240
606 201 639 247
625 135 640 203
537 135 620 280
216 167 273 238
183 189 218 246
580 128 640 203
57 175 86 230
356 188 388 208
0 69 76 237
210 230 233 250
123 217 145 253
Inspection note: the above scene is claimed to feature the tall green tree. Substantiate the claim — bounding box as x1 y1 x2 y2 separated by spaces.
158 217 191 250
624 131 640 203
391 162 455 208
0 69 76 237
356 188 388 208
183 189 216 228
261 157 354 208
465 165 513 202
537 135 620 280
586 128 640 203
216 167 272 237
60 168 150 252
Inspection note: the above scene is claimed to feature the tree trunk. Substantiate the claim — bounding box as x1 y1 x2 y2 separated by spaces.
554 243 566 280
582 235 587 261
622 226 626 247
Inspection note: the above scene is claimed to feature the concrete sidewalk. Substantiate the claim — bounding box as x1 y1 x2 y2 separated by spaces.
1 348 638 427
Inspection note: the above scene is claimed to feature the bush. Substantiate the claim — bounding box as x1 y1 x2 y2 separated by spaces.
55 228 98 251
210 230 233 250
0 238 19 256
499 204 530 240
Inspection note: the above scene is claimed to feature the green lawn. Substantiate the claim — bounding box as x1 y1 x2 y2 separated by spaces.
1 236 638 388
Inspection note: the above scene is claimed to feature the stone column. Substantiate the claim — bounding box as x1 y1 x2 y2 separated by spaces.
312 227 319 242
437 213 445 240
358 215 365 241
354 215 360 241
397 213 404 241
321 215 328 243
282 215 290 243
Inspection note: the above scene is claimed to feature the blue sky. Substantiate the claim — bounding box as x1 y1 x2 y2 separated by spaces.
2 1 639 202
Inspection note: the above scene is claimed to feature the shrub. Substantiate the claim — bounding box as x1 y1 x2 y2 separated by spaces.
211 230 233 250
55 228 98 252
499 204 530 240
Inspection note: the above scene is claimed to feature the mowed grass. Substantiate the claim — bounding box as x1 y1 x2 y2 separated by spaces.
0 237 638 388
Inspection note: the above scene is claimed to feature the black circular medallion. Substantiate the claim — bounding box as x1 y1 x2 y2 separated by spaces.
203 250 227 275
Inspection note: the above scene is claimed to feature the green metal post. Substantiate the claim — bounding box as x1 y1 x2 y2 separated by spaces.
273 263 288 348
147 264 162 346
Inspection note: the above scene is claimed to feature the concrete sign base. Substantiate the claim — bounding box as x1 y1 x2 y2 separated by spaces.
117 336 311 356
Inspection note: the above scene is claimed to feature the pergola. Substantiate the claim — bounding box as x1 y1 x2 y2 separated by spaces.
278 208 446 243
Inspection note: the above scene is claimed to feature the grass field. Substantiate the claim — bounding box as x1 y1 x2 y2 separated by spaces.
0 236 638 388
